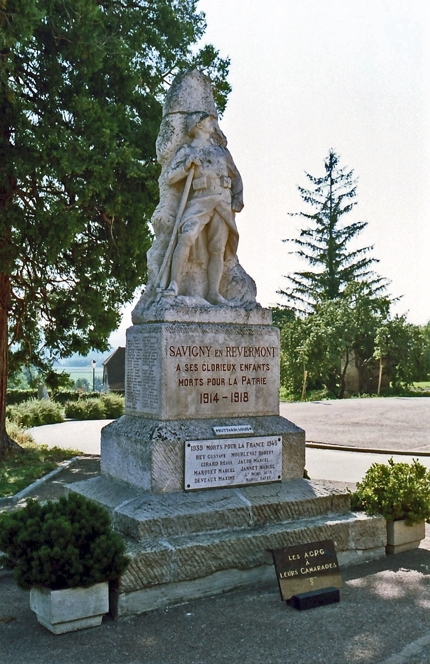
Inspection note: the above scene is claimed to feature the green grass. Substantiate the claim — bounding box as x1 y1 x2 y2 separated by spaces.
0 423 82 498
279 386 334 402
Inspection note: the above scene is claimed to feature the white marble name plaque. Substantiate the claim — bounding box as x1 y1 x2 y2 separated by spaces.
213 425 254 436
184 436 282 491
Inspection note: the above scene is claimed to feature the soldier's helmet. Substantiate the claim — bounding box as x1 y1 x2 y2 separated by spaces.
186 112 214 136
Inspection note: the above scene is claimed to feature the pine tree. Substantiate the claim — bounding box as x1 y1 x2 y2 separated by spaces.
278 150 386 311
0 0 230 457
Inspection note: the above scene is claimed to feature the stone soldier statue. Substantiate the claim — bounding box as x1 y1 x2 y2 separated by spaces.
132 70 257 321
163 111 244 305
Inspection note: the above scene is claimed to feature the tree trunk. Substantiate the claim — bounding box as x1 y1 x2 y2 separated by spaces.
301 368 308 401
377 356 383 397
338 349 349 399
0 272 21 458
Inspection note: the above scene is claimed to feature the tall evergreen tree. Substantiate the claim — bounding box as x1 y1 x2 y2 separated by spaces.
0 0 230 456
278 149 385 311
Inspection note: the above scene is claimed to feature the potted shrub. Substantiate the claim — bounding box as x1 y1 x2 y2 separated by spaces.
0 493 128 634
350 458 430 554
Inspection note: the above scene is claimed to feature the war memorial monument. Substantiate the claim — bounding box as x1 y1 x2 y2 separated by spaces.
72 70 386 616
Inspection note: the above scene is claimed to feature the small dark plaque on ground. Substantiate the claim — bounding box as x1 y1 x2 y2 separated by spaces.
272 539 343 604
286 587 340 611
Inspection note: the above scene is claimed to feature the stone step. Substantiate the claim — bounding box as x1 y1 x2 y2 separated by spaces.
115 510 385 616
70 476 352 540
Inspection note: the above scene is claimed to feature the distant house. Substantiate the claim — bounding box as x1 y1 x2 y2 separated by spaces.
103 347 125 393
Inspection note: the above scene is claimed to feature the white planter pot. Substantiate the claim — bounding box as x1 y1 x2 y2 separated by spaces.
30 582 109 634
386 519 426 555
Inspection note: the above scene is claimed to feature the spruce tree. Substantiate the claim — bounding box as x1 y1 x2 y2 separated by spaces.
0 0 230 456
279 150 385 311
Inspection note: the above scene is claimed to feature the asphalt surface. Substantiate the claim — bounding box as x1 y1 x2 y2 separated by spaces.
28 397 430 484
2 397 429 664
2 538 430 664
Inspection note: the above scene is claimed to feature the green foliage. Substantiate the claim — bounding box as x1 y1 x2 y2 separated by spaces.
270 306 296 329
64 393 124 420
64 398 105 420
279 150 386 312
0 0 230 454
6 399 65 428
74 378 91 392
374 318 430 388
44 370 74 391
5 420 35 445
100 393 125 418
6 389 38 405
52 390 97 404
0 431 81 497
0 494 129 589
279 283 391 398
5 392 124 422
350 458 430 524
279 281 427 399
2 0 230 371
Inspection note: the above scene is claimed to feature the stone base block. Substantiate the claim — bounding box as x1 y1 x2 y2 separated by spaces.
69 477 386 617
101 415 305 493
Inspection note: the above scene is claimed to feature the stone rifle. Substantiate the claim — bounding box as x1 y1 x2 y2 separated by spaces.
155 164 195 299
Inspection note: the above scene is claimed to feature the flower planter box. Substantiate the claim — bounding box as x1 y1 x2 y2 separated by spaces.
386 520 426 555
30 582 109 634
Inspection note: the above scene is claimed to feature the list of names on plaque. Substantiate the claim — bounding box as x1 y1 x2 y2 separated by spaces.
126 332 159 413
184 435 282 490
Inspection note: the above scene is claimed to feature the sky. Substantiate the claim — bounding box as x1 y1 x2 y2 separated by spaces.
110 0 430 347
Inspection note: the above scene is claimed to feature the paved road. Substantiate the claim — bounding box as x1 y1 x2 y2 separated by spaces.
280 397 430 452
29 397 430 484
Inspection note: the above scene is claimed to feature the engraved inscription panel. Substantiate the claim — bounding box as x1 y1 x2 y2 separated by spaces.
184 435 282 490
125 323 280 420
125 330 160 415
272 540 343 600
164 324 280 419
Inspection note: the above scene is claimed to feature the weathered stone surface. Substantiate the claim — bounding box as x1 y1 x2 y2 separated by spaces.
116 565 276 617
132 300 272 325
100 415 305 493
125 322 280 420
133 70 257 311
70 475 386 617
71 477 351 541
114 512 386 613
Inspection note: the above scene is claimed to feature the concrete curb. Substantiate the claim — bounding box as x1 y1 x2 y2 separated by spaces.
305 442 430 456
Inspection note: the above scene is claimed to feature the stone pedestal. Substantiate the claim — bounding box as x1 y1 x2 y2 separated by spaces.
101 415 304 493
102 305 303 493
70 303 387 616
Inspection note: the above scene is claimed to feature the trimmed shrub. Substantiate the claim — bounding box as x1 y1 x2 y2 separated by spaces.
350 457 430 525
6 399 65 428
53 390 100 404
0 493 129 590
64 394 124 420
6 389 38 405
64 398 106 420
100 393 124 418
